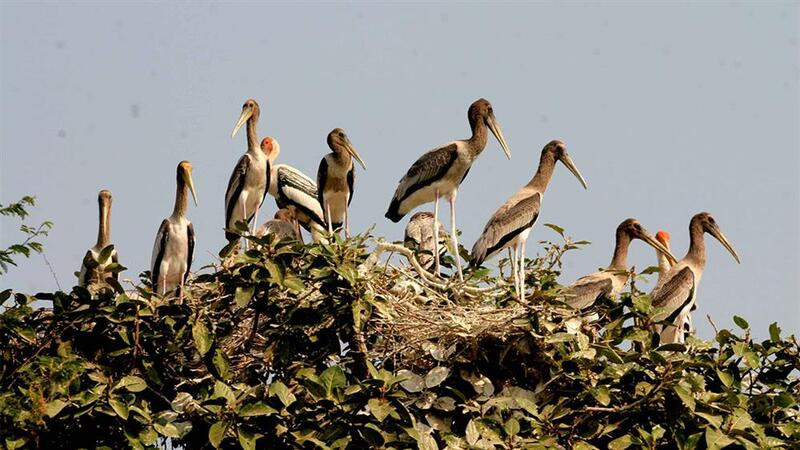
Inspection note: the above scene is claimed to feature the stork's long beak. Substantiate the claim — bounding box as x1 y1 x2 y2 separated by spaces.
184 171 198 206
710 225 740 264
345 140 367 170
640 233 679 265
487 114 511 160
560 154 588 189
231 108 253 138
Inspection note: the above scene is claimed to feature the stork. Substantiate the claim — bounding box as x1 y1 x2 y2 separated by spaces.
255 208 303 243
653 230 692 343
404 211 448 271
151 161 198 298
471 140 586 301
386 98 511 281
226 99 269 244
261 137 327 242
78 190 119 291
316 128 367 237
650 213 740 343
564 219 677 310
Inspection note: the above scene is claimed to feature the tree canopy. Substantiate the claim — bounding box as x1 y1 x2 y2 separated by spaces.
1 213 798 449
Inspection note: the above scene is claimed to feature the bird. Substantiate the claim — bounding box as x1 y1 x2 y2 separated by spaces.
151 161 198 298
78 190 119 291
316 128 367 237
262 137 327 242
471 140 586 302
653 230 692 344
225 99 269 244
385 98 512 281
650 213 740 343
404 211 448 271
255 208 303 243
564 219 677 310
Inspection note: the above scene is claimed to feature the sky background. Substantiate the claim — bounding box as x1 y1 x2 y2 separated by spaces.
1 2 798 339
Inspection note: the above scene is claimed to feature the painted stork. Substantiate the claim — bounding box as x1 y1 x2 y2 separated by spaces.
653 230 692 343
151 161 198 298
650 213 740 343
404 211 448 271
78 190 119 290
261 137 327 242
385 98 511 281
255 208 303 243
471 140 586 301
316 128 367 237
226 99 269 243
564 219 677 310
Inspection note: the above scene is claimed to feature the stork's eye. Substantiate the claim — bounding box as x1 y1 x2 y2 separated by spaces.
488 107 493 114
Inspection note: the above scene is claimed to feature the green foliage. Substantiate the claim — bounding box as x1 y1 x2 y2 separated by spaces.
0 196 52 275
0 231 798 449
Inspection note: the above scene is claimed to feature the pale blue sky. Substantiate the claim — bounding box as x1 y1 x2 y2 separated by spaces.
1 2 798 338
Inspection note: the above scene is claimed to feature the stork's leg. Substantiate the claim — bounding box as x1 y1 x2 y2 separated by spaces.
509 248 519 298
242 203 249 252
432 190 441 276
325 200 333 235
448 193 464 282
518 239 527 302
345 206 350 239
252 203 260 235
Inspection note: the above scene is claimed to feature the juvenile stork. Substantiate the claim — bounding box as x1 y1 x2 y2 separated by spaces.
151 161 198 298
564 219 677 310
386 98 511 280
404 211 447 271
650 213 740 343
78 190 119 290
256 208 303 243
317 128 367 237
226 99 269 243
471 140 586 301
262 137 327 241
653 230 692 343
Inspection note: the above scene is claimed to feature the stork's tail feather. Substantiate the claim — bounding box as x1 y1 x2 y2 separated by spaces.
385 198 404 223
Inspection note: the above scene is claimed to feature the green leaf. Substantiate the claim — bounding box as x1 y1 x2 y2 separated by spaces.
367 398 394 422
269 381 295 407
209 421 227 449
45 399 68 417
153 422 181 438
234 286 254 308
592 386 611 406
716 369 733 388
465 420 479 446
504 418 520 437
212 348 230 380
320 365 346 397
98 245 115 264
705 427 735 450
733 315 749 329
672 385 695 411
213 381 236 406
769 322 781 342
117 376 147 393
238 401 278 417
424 366 450 388
237 428 260 450
695 411 723 428
109 398 129 420
544 223 565 237
192 320 212 356
608 435 633 450
397 369 425 393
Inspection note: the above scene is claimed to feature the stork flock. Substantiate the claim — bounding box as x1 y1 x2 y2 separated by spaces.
76 98 739 344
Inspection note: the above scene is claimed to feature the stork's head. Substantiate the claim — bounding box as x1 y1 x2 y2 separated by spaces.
327 128 366 170
618 218 678 265
655 230 671 248
231 99 260 138
275 208 295 222
177 160 198 206
692 212 740 263
468 98 511 160
543 140 588 190
260 137 281 162
98 189 112 206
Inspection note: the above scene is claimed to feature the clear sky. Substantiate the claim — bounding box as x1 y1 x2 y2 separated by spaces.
1 3 798 339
